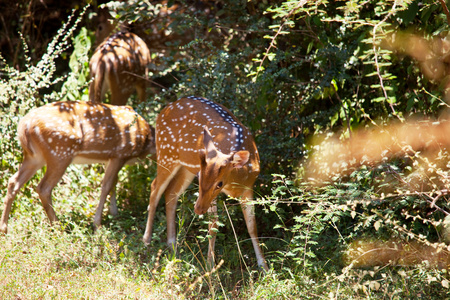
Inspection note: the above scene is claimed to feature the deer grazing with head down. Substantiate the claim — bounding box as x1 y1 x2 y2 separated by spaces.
89 11 151 105
0 101 156 234
143 96 268 270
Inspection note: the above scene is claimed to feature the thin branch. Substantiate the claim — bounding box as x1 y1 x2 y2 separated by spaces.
372 2 397 115
122 71 177 95
439 0 450 25
257 1 307 75
333 91 352 139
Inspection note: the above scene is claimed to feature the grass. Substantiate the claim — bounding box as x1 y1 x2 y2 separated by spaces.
0 211 281 299
1 164 450 299
0 220 155 299
0 213 235 299
0 164 272 299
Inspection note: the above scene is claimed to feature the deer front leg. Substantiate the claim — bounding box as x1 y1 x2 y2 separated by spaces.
143 166 181 245
164 168 195 252
93 159 125 229
241 199 268 271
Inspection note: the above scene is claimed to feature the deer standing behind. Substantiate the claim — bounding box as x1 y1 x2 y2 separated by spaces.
0 101 156 234
143 96 268 270
89 25 151 105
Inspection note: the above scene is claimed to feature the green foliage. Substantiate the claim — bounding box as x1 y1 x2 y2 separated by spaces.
2 0 450 298
261 168 450 297
0 7 90 203
253 0 447 138
59 26 92 102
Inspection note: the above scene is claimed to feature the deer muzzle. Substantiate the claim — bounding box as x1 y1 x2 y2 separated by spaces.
194 202 209 215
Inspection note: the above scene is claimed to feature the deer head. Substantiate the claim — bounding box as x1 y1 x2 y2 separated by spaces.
195 127 250 215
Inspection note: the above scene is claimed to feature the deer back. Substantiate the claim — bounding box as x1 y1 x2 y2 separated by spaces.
19 101 156 164
89 31 151 104
156 96 260 190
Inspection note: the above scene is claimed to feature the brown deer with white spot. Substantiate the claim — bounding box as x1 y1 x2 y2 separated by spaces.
89 28 151 105
0 101 156 234
143 96 268 270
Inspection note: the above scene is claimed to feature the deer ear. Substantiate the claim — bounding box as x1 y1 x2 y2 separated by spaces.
199 149 207 167
231 151 249 168
202 127 217 160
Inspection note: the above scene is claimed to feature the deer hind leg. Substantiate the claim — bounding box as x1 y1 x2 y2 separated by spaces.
206 199 218 269
103 161 120 216
108 183 118 216
143 165 181 245
135 80 147 103
108 76 132 106
93 159 125 229
240 190 268 271
0 155 44 233
109 90 132 106
163 167 195 252
36 159 72 225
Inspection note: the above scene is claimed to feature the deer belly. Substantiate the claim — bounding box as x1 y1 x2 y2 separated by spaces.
72 153 140 165
72 155 109 165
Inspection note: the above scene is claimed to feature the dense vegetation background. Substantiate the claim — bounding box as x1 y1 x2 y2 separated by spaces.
1 0 450 298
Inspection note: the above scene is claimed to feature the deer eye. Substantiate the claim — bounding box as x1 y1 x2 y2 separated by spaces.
216 181 223 189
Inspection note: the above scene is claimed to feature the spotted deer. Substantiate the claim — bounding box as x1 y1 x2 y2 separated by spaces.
143 96 268 270
0 101 156 234
89 29 151 105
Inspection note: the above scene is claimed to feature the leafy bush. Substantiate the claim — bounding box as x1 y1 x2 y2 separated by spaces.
2 0 450 298
0 7 89 203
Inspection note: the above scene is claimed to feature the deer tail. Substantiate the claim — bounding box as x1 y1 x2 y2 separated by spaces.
89 60 106 103
17 116 39 157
